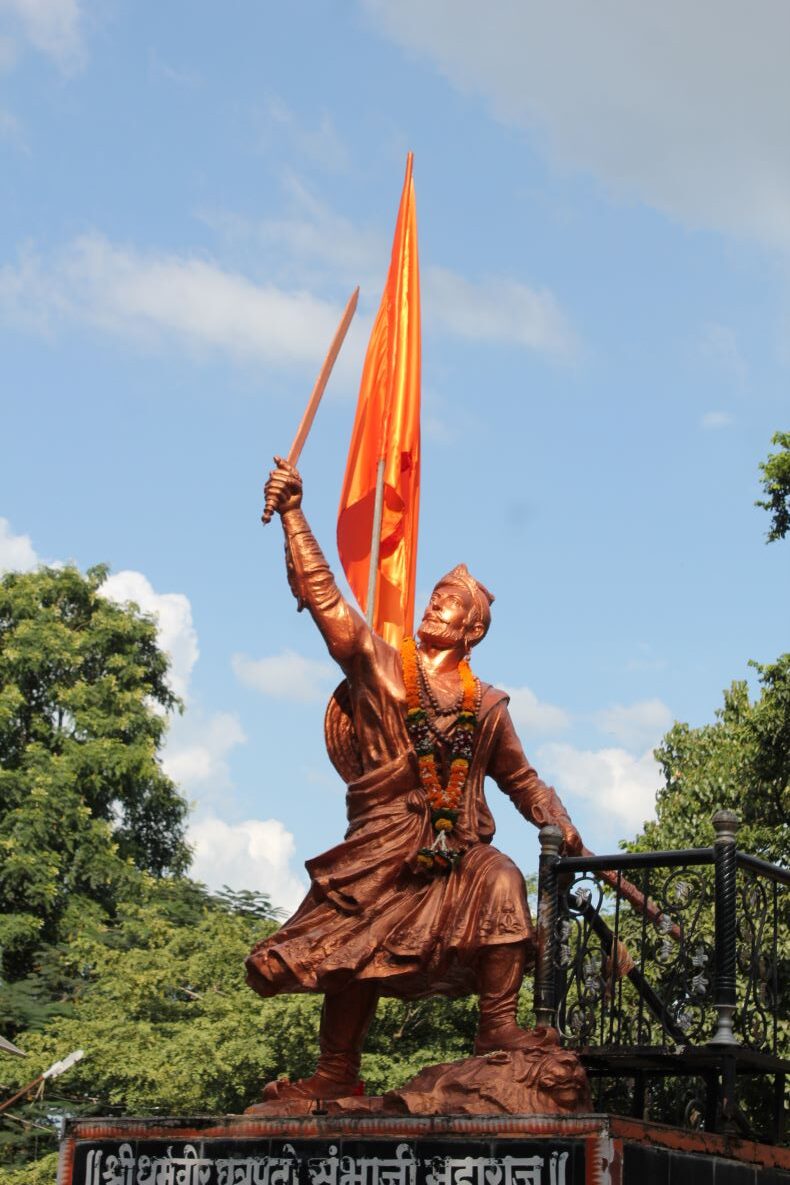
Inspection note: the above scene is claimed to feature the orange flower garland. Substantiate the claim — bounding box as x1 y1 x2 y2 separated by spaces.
401 636 478 873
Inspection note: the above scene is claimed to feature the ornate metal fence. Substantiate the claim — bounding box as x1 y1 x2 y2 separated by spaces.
533 811 789 1142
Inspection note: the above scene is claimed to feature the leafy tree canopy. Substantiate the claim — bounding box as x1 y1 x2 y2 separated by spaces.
0 564 190 983
629 665 789 864
0 877 490 1170
756 430 790 542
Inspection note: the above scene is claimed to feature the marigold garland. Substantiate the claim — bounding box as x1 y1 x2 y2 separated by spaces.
401 636 478 874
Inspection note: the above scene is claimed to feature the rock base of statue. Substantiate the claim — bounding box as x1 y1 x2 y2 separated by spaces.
246 1045 592 1119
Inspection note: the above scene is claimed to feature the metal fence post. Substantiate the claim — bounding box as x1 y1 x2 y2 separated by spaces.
534 824 563 1029
709 809 740 1047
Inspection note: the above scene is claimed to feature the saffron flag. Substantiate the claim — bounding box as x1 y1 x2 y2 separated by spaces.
337 153 421 648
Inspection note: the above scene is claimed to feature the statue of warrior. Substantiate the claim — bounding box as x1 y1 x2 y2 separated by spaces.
246 457 583 1103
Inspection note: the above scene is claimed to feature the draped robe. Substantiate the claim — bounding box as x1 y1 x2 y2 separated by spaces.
245 510 576 1001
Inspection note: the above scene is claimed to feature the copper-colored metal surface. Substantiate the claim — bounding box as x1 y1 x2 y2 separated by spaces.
262 287 359 525
249 465 584 1107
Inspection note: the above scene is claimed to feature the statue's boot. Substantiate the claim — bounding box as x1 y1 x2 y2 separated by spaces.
256 981 379 1104
474 942 558 1055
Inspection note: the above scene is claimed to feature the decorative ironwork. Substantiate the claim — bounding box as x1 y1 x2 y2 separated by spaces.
535 819 789 1143
555 864 715 1050
734 872 778 1052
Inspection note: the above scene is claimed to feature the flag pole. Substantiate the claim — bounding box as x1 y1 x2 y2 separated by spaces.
365 457 386 627
364 152 414 631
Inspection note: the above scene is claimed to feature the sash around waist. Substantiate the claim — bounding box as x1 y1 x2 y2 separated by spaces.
345 748 421 824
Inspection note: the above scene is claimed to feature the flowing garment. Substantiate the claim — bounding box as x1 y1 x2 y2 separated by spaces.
245 511 576 1002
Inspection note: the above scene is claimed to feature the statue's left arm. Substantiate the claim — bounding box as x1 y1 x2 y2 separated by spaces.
488 703 583 855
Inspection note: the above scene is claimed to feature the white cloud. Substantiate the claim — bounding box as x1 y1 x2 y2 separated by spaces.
100 569 199 701
593 698 673 753
364 0 790 252
232 649 334 704
163 711 246 796
203 185 574 356
426 265 576 357
701 411 734 431
201 177 386 292
188 814 306 915
0 517 37 571
100 570 250 815
0 234 353 372
503 684 570 736
538 741 660 832
0 0 85 72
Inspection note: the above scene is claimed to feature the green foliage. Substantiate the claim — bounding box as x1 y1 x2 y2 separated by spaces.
0 878 282 1167
621 657 789 1138
0 877 501 1177
0 565 190 984
2 1151 60 1185
756 430 790 542
629 670 789 864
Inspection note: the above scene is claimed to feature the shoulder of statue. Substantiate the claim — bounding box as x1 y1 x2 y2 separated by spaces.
478 681 510 720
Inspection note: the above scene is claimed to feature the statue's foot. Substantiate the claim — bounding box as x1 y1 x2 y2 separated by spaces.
473 1023 559 1056
245 1071 363 1111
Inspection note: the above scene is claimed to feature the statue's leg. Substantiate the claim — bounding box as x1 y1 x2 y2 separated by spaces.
258 981 379 1102
474 942 557 1054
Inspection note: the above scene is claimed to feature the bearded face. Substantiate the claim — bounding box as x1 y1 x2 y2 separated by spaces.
417 582 475 651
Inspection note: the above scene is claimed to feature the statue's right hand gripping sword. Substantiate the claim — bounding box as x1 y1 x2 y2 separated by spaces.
262 286 359 525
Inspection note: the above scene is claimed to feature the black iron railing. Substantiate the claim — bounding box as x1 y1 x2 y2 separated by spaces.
533 811 789 1142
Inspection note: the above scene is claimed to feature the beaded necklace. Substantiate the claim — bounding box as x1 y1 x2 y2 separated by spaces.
400 636 479 874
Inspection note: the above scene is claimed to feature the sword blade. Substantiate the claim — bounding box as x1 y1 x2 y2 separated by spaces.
262 286 359 524
287 285 359 467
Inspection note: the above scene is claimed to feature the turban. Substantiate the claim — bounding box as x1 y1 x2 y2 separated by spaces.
436 564 495 635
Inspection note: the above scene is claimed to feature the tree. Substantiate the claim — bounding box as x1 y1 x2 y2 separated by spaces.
756 430 790 542
0 875 496 1174
629 671 788 864
0 564 190 985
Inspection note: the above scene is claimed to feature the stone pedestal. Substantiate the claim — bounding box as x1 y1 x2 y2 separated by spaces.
58 1112 790 1185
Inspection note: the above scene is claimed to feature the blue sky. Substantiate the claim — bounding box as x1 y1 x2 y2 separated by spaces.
1 1 787 911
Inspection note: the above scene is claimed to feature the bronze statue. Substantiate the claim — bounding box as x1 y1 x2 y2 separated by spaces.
246 457 583 1104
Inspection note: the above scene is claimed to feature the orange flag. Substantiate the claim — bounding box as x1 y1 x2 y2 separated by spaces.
337 154 421 648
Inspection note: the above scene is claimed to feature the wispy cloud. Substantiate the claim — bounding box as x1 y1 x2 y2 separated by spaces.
701 411 734 430
163 711 247 797
0 516 37 571
699 322 747 386
364 0 790 252
199 178 386 292
592 698 673 752
0 233 359 373
202 184 576 357
502 684 571 736
232 649 335 703
538 741 661 833
0 0 86 72
256 96 350 173
426 265 576 358
147 50 202 88
0 107 27 152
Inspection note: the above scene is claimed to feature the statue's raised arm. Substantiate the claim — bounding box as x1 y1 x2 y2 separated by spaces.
264 456 367 670
249 461 590 1117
